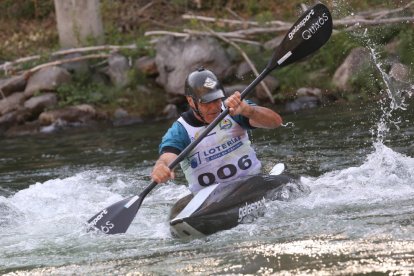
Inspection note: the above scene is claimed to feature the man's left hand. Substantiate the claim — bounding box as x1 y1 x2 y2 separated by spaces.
225 91 253 117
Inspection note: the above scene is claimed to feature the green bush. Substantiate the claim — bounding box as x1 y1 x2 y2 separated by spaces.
56 73 115 107
0 0 54 20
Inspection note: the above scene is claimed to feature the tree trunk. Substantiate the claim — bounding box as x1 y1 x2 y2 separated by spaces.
54 0 104 48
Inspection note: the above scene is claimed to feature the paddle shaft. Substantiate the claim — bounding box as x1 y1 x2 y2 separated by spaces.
87 3 333 234
142 67 274 197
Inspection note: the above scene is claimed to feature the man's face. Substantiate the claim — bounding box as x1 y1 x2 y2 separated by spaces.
187 97 222 123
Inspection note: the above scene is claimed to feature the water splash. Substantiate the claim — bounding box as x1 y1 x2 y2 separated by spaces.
281 121 295 128
360 32 413 143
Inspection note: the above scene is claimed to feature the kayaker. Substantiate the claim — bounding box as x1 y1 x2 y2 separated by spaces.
151 67 282 194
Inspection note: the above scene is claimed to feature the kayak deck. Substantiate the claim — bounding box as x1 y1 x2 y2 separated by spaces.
169 173 301 238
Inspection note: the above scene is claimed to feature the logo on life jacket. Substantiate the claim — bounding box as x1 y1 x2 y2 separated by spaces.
219 118 232 130
188 152 201 168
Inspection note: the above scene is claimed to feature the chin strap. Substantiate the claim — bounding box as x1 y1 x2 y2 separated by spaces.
191 101 208 124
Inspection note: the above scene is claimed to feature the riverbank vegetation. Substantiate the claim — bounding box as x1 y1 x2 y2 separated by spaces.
0 0 413 117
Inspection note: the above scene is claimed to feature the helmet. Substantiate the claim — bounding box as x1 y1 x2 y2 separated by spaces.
185 68 225 103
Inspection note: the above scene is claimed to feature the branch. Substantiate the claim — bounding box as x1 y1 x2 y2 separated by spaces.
22 53 110 79
333 16 414 28
144 30 190 37
202 26 274 104
182 14 289 28
183 13 414 33
0 44 137 73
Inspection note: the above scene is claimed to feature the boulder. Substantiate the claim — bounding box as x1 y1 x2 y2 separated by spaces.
255 76 279 101
0 92 25 115
155 36 231 95
389 63 410 83
223 85 248 97
39 104 97 125
285 96 320 113
59 53 90 74
135 56 158 77
264 35 284 50
5 121 41 137
285 87 322 113
0 108 31 134
162 104 178 120
24 66 72 97
236 62 252 78
0 75 26 97
107 54 130 87
296 87 322 99
332 47 371 91
24 93 58 116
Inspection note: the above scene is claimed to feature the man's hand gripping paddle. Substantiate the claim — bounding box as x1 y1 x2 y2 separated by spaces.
87 3 333 234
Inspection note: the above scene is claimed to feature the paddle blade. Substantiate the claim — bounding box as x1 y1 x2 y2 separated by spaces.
268 3 333 70
87 195 142 234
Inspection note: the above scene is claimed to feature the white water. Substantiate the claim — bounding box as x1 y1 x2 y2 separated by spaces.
1 137 414 274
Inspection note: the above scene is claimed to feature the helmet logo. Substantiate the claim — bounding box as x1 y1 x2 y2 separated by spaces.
203 77 217 89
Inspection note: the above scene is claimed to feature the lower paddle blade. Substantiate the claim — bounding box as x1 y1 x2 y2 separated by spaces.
87 195 142 234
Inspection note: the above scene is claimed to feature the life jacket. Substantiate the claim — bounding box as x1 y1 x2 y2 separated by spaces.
178 114 261 194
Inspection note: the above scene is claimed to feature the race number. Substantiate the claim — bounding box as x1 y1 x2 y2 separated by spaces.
198 155 252 186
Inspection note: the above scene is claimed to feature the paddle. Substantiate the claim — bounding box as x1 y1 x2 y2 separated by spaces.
87 3 333 234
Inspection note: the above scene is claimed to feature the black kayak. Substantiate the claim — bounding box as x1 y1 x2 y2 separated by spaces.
169 165 304 238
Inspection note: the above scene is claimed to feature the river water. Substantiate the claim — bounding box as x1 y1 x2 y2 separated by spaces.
1 62 414 275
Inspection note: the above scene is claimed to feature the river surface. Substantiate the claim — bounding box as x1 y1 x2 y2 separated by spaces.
1 84 414 275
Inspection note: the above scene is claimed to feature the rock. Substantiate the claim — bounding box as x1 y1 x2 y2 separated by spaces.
0 75 27 97
0 108 32 134
0 92 25 115
24 66 72 97
135 56 158 77
39 104 96 125
296 87 322 99
24 93 58 115
155 36 231 95
384 39 400 55
167 95 186 105
5 121 41 137
107 54 130 87
332 47 371 91
285 96 320 113
264 35 284 50
162 104 178 120
223 85 248 97
59 53 90 74
255 76 279 101
236 62 252 78
114 108 128 119
389 63 410 83
112 116 143 127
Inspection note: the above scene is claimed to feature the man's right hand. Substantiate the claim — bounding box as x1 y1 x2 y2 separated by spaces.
151 152 177 184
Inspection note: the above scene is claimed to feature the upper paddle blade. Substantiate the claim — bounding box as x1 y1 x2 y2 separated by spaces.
87 195 143 234
268 3 333 70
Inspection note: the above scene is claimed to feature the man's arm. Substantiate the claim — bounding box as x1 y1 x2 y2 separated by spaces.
225 91 282 129
151 152 178 184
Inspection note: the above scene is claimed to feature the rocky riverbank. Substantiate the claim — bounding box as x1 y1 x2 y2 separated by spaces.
1 1 413 137
0 34 412 137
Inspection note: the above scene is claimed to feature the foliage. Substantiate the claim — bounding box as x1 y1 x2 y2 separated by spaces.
397 25 414 70
348 63 383 100
273 31 361 94
56 73 115 107
0 0 54 20
1 0 412 113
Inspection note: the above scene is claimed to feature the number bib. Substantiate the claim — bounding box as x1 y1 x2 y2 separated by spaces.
178 114 261 194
